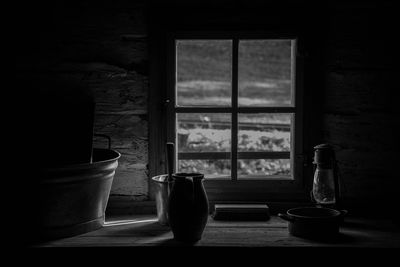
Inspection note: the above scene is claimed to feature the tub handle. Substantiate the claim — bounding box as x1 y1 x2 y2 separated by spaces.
94 134 111 150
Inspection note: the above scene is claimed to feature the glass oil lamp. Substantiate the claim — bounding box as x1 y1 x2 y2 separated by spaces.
311 144 341 209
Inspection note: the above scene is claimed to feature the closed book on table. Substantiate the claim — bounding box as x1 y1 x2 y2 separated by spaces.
212 204 270 221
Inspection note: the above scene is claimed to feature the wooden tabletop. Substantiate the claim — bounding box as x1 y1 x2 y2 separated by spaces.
32 215 400 248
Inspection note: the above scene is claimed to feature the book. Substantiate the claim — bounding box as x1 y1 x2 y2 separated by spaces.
211 204 270 221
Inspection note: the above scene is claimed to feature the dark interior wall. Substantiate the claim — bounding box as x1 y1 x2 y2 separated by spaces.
14 0 150 200
321 3 400 212
13 0 399 210
147 0 400 213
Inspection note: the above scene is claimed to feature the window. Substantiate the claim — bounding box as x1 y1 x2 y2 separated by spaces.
143 29 309 204
173 38 295 179
162 33 305 202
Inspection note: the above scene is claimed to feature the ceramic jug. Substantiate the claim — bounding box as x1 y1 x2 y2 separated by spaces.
168 172 209 242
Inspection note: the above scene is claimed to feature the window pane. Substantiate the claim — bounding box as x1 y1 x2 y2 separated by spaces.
238 40 294 107
177 113 231 153
176 40 232 106
238 113 291 152
238 159 291 178
178 159 231 178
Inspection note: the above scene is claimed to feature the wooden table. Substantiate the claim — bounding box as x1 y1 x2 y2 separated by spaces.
33 215 400 248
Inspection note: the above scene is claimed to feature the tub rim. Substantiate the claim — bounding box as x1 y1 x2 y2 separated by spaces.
41 148 121 170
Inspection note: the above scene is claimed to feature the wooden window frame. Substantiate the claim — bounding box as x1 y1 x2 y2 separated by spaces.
148 26 317 206
160 31 305 202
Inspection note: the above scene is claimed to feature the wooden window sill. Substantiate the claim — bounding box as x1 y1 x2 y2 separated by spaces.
32 215 400 248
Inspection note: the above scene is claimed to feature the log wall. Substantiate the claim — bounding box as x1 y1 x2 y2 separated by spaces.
14 0 399 211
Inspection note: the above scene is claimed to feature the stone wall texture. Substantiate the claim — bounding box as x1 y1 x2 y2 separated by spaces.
15 1 150 200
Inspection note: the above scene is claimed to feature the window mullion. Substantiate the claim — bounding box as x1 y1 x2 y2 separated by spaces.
231 38 239 181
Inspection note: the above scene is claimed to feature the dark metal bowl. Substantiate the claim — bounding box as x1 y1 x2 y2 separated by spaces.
278 207 347 239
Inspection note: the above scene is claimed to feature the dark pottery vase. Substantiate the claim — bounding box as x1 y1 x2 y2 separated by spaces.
168 173 209 242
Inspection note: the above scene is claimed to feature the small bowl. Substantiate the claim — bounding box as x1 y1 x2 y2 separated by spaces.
278 207 348 239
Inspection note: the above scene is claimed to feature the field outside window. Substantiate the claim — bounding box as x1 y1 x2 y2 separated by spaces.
174 38 296 180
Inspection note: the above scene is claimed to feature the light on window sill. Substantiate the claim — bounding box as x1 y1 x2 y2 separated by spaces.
104 218 158 227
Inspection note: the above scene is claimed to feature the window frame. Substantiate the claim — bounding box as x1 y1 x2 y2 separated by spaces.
163 31 306 203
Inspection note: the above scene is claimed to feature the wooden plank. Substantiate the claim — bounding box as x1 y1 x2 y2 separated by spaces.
178 151 290 160
174 107 296 113
32 215 400 248
177 119 291 131
35 227 400 248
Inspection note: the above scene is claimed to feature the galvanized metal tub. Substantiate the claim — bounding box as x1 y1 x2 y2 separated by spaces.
35 148 121 240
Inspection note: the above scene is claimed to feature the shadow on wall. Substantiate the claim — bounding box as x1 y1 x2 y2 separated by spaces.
20 77 95 166
13 76 98 246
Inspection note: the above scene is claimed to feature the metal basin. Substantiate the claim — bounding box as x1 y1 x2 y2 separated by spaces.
35 148 120 240
152 174 171 226
278 207 347 239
